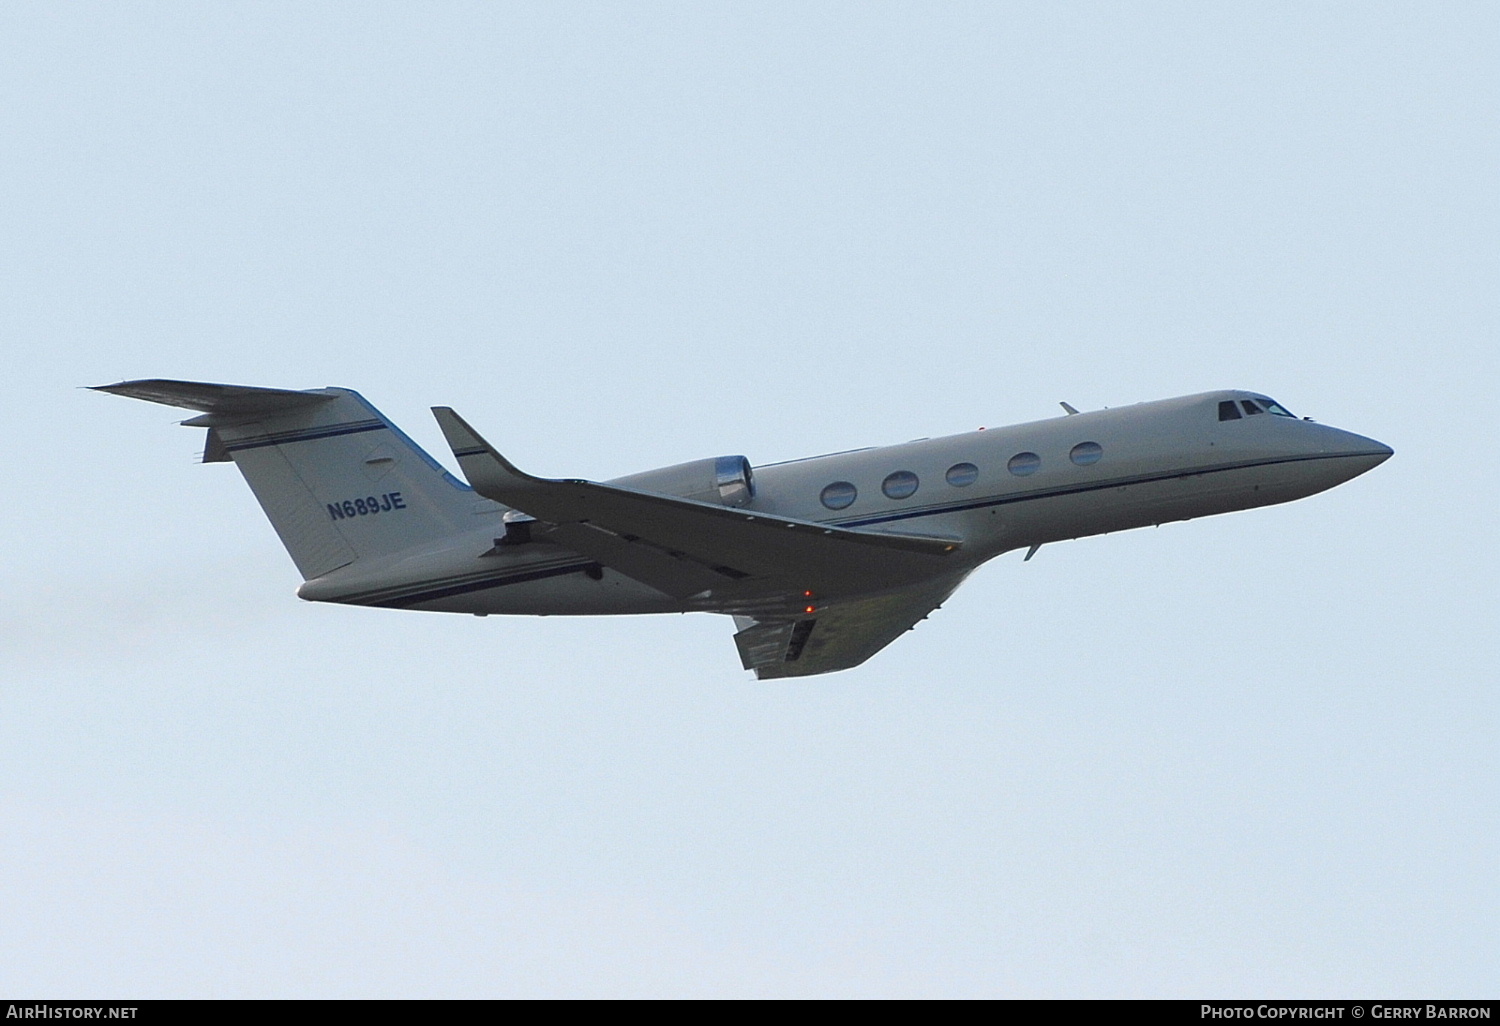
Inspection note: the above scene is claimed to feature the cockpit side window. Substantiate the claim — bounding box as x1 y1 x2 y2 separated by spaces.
1241 400 1264 416
1218 400 1242 421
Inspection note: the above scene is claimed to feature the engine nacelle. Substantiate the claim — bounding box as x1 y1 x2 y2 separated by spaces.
607 455 755 507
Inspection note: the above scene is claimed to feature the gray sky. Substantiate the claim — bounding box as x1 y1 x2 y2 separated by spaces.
1 1 1495 998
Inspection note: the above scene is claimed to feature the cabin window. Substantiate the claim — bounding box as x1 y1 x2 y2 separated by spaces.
1241 400 1264 416
1008 452 1041 476
882 471 919 499
946 462 979 487
820 481 858 510
1069 441 1103 466
1218 401 1242 421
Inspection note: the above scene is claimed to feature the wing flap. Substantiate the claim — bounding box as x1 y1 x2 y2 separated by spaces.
431 407 961 595
732 618 799 670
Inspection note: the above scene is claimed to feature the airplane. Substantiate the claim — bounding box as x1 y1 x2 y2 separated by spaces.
95 380 1392 679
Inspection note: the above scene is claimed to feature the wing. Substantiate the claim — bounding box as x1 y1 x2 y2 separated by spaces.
431 407 962 601
732 573 969 679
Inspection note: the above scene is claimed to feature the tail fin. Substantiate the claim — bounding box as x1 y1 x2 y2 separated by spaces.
94 379 480 579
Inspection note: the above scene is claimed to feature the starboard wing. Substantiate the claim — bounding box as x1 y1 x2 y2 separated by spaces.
430 407 962 599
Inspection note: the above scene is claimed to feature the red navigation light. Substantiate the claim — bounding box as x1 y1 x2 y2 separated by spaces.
804 605 817 614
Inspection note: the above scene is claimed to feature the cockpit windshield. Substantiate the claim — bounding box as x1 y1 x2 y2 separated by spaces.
1254 398 1296 417
1219 397 1297 421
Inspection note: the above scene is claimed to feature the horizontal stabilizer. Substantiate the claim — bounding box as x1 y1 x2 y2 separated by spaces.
91 379 334 416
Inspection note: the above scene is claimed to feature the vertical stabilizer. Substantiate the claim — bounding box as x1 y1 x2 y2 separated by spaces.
94 380 480 579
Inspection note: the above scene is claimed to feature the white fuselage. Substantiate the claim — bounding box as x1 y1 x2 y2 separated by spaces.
297 390 1391 617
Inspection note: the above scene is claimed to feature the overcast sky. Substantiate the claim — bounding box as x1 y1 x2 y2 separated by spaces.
1 1 1495 998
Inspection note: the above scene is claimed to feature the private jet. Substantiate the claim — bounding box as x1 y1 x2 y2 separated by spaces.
96 380 1391 678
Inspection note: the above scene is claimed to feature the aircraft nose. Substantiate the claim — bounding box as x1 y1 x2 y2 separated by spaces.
1320 427 1393 480
1341 430 1392 460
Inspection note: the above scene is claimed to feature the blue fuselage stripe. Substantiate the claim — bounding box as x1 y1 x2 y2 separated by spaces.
368 561 595 608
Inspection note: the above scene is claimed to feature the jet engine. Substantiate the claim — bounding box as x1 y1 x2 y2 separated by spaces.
607 455 756 507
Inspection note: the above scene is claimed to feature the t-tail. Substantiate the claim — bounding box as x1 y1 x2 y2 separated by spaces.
93 379 480 579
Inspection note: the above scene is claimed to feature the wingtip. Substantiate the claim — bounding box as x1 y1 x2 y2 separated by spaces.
429 406 537 481
430 406 483 452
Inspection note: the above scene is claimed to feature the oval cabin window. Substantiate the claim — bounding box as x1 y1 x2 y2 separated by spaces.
1007 452 1041 476
820 481 858 510
1069 441 1103 466
882 471 919 500
946 462 979 487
